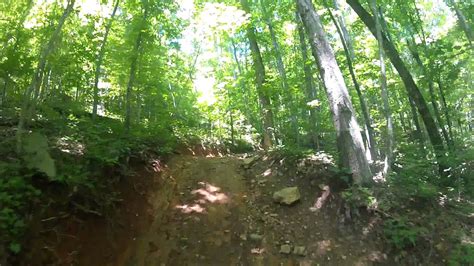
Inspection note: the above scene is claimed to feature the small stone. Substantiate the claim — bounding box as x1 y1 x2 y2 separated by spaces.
273 187 301 205
294 246 306 256
240 234 247 241
249 234 263 242
341 255 347 260
280 244 292 254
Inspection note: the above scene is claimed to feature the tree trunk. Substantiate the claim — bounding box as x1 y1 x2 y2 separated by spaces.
92 0 120 119
347 0 447 174
447 0 473 47
297 0 372 184
296 12 320 150
261 2 299 144
241 0 274 150
369 0 393 175
16 0 75 152
125 4 147 132
326 6 378 161
436 78 454 143
406 37 452 149
230 40 251 122
332 0 354 59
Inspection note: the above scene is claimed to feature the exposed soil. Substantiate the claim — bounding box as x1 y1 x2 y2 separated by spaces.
117 153 387 265
26 152 390 265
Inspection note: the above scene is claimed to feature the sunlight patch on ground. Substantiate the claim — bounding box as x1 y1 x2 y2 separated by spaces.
175 181 229 214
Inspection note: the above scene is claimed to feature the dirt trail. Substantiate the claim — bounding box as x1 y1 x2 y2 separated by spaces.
115 154 386 266
120 155 254 265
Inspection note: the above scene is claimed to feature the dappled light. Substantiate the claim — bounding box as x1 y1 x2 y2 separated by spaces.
261 168 272 177
175 181 230 214
1 0 472 264
315 240 332 256
175 203 206 214
192 182 229 204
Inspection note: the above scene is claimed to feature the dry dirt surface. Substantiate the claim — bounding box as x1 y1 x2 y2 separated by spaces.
115 153 388 266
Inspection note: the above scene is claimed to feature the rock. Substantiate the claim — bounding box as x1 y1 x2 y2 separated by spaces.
249 234 263 242
273 187 301 205
294 246 307 256
243 156 259 168
240 234 247 241
280 244 292 254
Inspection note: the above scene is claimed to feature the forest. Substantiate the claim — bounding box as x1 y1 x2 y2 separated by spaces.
0 0 473 264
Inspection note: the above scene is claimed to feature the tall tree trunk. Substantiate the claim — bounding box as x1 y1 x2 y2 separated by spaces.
407 37 453 149
125 3 147 132
369 0 393 175
230 40 251 122
92 0 120 119
436 78 454 143
326 5 378 161
347 0 447 174
297 0 372 184
241 0 274 150
332 0 354 59
16 0 75 152
296 12 320 150
261 1 299 144
447 0 473 48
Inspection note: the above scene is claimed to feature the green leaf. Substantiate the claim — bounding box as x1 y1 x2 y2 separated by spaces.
9 242 21 254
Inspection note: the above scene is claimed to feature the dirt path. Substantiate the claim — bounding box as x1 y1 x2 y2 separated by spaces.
114 154 386 266
120 155 255 265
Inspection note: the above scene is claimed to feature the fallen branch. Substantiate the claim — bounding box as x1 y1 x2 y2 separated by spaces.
72 202 103 217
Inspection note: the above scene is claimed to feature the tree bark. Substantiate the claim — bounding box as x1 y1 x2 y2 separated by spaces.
125 2 148 132
92 0 120 119
296 12 320 150
297 0 372 184
261 1 299 144
347 0 447 173
447 0 473 48
241 0 274 150
16 0 75 152
369 0 393 175
230 40 251 122
436 78 454 144
326 5 378 161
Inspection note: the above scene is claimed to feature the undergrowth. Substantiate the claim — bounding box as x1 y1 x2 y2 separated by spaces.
0 104 180 259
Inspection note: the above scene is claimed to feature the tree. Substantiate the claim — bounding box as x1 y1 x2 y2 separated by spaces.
325 3 378 162
124 0 148 132
296 12 320 150
346 0 447 174
92 0 121 119
16 0 76 152
240 0 274 150
261 0 299 145
296 0 372 184
369 0 393 175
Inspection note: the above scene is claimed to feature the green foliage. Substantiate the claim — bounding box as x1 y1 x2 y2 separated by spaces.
383 217 428 250
342 185 376 208
449 243 474 266
0 163 41 255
